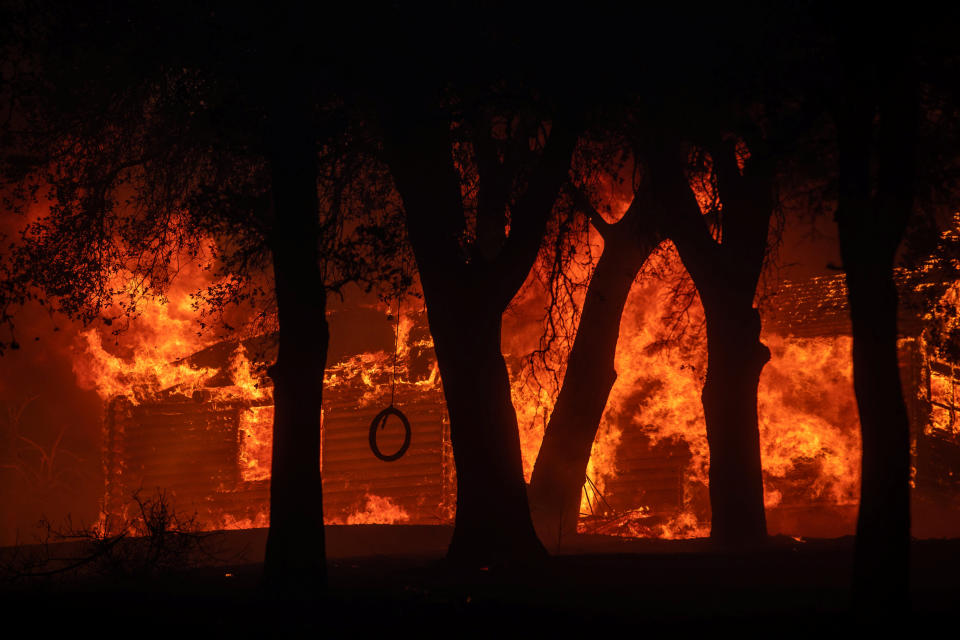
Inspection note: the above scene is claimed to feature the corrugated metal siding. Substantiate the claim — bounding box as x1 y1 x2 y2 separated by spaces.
763 274 853 337
103 381 453 530
320 384 452 524
103 394 271 530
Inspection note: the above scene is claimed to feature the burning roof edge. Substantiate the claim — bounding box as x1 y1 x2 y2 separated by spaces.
762 267 948 338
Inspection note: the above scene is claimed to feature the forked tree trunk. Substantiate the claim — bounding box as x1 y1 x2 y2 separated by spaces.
654 143 772 545
528 200 658 547
262 76 328 591
379 90 579 569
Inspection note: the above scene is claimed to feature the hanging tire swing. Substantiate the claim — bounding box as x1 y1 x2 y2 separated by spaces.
369 278 412 462
369 405 411 462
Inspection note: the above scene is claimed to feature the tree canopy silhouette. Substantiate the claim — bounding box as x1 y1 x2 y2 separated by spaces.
0 1 407 591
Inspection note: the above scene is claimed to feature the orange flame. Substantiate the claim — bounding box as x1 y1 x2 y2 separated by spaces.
510 242 861 539
79 220 866 539
71 251 224 403
330 493 411 525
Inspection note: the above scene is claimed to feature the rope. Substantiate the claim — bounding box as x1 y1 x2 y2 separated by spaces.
391 292 401 405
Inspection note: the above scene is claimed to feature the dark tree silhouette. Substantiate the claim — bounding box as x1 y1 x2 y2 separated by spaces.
258 25 329 590
0 2 405 591
379 88 580 567
835 24 917 612
528 132 776 547
652 137 775 546
527 178 661 547
352 2 601 568
522 3 801 547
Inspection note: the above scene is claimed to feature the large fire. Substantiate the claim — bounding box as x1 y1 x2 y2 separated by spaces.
508 241 862 539
70 225 923 541
73 245 426 530
72 263 220 405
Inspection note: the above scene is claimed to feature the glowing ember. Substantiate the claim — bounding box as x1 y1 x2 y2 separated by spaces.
923 279 960 439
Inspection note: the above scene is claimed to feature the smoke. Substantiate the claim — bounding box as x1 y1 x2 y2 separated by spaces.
0 302 103 546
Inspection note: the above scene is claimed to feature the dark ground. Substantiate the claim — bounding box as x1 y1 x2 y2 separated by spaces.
1 526 958 635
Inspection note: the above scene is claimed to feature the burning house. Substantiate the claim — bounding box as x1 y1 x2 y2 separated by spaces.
94 302 455 532
586 260 960 539
88 249 960 540
761 269 960 537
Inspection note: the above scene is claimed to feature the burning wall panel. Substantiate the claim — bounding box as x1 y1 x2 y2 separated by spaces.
918 360 960 497
98 301 455 531
599 435 693 520
764 271 928 339
763 271 960 536
103 393 270 531
102 383 454 530
320 386 452 525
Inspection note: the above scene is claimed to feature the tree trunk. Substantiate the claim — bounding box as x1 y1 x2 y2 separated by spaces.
700 299 770 545
655 145 772 545
262 84 327 592
836 32 916 611
527 233 653 547
428 297 546 567
846 267 910 610
377 86 579 569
